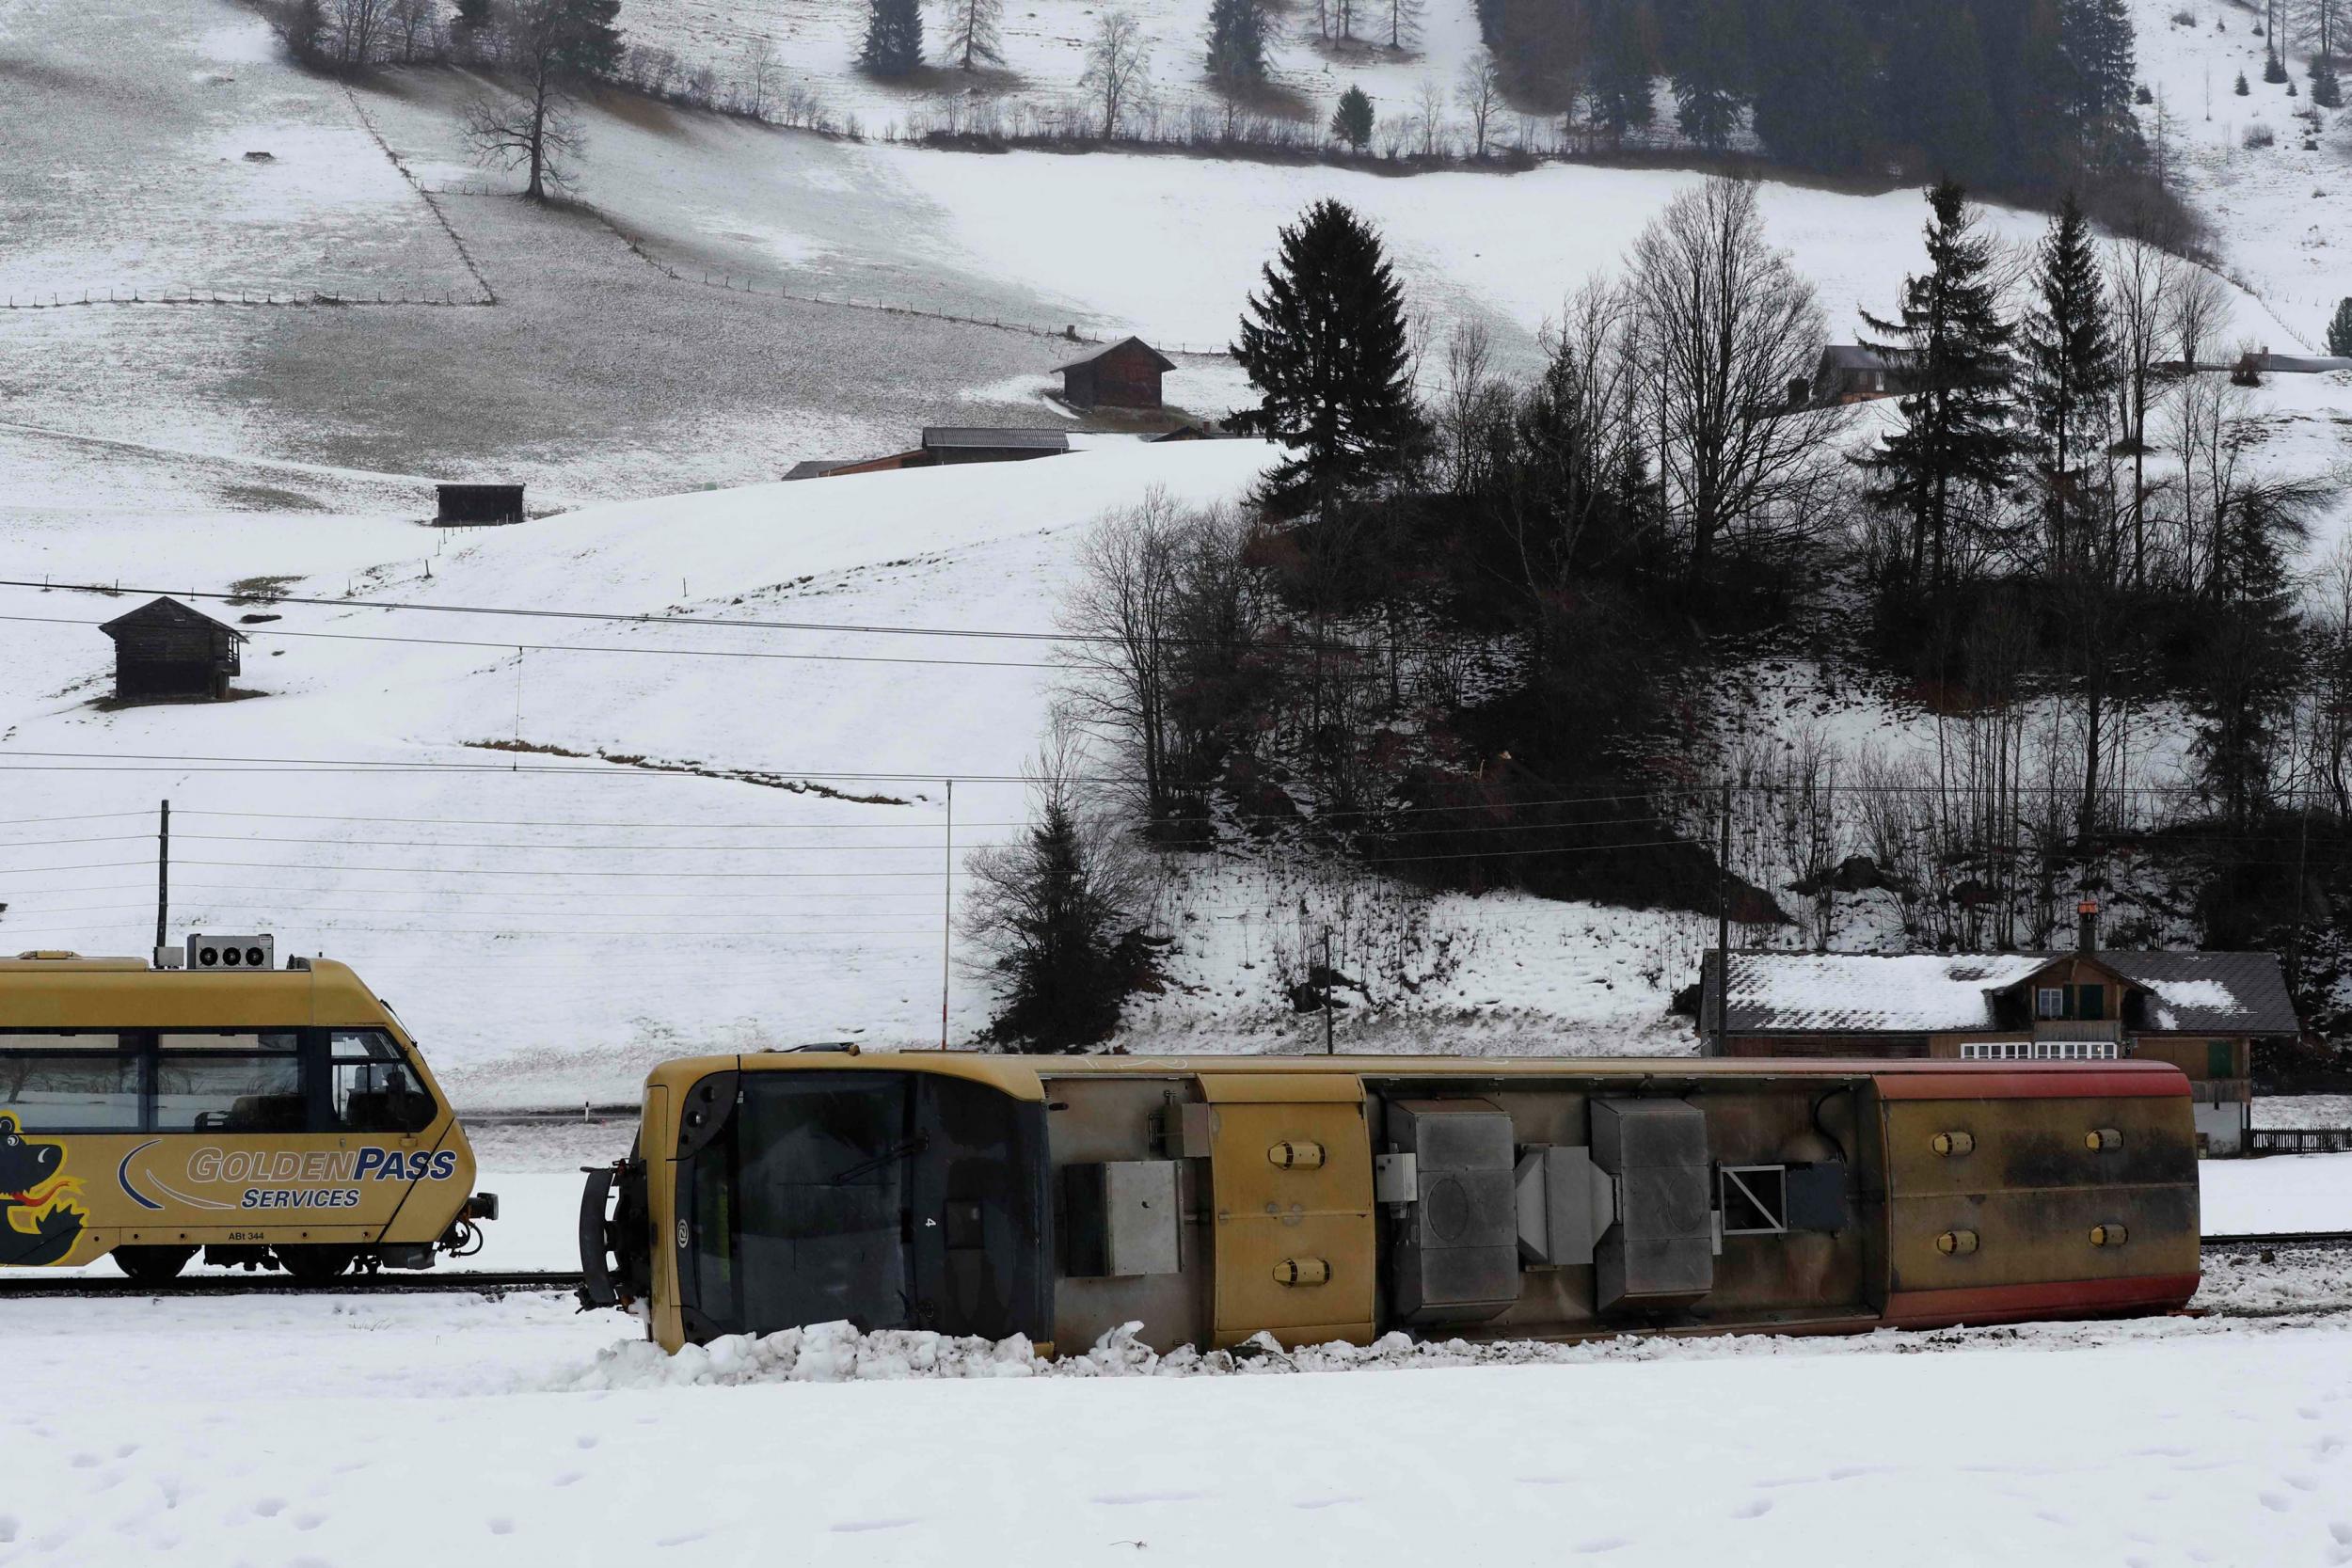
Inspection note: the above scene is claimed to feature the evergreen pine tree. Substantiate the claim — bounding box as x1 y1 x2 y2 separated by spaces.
859 0 923 76
1205 0 1267 87
945 0 1004 69
2265 46 2289 83
1667 0 1745 151
2059 0 2137 135
2191 488 2301 830
1886 2 1998 182
1329 83 1375 148
2021 193 2120 569
2314 55 2344 107
553 0 622 75
1857 179 2023 596
2328 296 2352 356
2234 69 2250 94
1585 0 1656 142
1228 199 1430 515
1749 0 1877 172
450 0 492 55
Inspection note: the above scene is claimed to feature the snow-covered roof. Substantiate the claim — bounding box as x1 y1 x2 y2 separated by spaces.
1703 950 2297 1037
1053 336 1176 374
2094 952 2299 1035
1711 953 2045 1034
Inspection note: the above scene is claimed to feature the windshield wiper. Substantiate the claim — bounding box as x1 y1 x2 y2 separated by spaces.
831 1133 928 1184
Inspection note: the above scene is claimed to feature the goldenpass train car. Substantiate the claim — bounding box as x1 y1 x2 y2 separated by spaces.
0 944 497 1282
579 1050 2200 1354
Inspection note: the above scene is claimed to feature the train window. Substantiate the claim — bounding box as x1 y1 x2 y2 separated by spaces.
331 1060 436 1133
158 1031 300 1053
154 1053 305 1132
0 1046 140 1132
326 1029 403 1063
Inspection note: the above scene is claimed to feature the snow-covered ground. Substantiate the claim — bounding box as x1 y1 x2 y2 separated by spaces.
2132 0 2352 351
2 1270 2347 1567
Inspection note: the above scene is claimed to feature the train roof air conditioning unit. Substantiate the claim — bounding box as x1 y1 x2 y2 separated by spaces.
184 933 275 971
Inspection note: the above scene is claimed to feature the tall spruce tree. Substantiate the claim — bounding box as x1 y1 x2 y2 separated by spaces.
2059 0 2137 139
1229 199 1429 515
1329 83 1375 148
2021 193 2119 569
1749 0 1878 172
944 0 1004 69
859 0 923 76
1205 0 1267 87
2328 296 2352 356
1857 179 2022 596
1666 0 1745 151
1586 0 1656 142
1886 2 1998 182
2192 490 2302 830
2314 55 2344 107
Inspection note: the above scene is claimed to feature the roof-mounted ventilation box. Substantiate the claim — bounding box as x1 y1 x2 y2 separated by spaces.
183 934 275 971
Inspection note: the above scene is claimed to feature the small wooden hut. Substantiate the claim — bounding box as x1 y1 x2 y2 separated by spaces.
100 597 246 703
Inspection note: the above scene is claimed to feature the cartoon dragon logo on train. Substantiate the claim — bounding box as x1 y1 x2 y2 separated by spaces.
0 1112 85 1266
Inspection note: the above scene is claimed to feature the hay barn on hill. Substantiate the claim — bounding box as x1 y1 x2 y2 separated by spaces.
101 596 246 703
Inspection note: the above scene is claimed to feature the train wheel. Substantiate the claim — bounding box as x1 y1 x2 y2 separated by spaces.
112 1245 198 1284
277 1245 358 1285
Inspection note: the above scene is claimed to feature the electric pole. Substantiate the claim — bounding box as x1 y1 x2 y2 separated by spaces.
154 798 170 958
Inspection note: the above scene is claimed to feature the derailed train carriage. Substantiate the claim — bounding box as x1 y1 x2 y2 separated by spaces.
578 1051 2201 1354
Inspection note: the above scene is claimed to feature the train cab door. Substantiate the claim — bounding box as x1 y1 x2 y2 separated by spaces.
1195 1074 1376 1349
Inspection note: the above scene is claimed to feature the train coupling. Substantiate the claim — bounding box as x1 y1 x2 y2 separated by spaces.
467 1191 501 1222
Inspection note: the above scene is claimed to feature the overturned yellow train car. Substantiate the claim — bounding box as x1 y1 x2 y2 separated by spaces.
0 951 496 1282
579 1050 2201 1354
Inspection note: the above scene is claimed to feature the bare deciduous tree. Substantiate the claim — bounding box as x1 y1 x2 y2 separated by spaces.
1412 73 1447 155
1629 177 1837 590
1079 8 1153 140
1455 52 1502 157
2168 264 2231 369
464 88 584 198
743 38 780 117
2106 235 2182 587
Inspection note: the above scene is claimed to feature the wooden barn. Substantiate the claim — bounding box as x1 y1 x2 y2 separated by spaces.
436 483 526 525
100 596 246 704
1055 337 1175 410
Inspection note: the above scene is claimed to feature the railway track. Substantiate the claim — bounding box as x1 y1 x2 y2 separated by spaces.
3 1235 2342 1301
0 1269 586 1299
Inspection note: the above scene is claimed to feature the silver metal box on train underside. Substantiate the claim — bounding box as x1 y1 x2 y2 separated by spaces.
1386 1100 1521 1325
1590 1099 1714 1314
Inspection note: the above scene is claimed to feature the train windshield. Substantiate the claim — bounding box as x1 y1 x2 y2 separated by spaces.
680 1070 1050 1342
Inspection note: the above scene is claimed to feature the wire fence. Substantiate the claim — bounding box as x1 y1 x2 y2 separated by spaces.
432 181 1236 360
1 290 490 310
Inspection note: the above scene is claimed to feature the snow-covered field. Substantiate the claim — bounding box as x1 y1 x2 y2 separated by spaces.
2 1269 2348 1567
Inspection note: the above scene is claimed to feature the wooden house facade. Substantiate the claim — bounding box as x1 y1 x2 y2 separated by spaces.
1055 338 1174 410
1697 945 2297 1156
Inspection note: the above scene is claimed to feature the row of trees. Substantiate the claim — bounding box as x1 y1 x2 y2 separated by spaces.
1479 0 2149 193
975 182 2346 1049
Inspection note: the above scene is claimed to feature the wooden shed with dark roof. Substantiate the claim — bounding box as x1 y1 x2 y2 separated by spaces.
100 596 246 704
1055 337 1175 410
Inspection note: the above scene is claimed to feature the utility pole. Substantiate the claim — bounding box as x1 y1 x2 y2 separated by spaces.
154 798 170 958
940 780 953 1050
1323 927 1335 1055
1714 776 1731 1057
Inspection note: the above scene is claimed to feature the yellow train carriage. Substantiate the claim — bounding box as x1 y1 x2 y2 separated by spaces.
581 1048 2201 1355
0 951 496 1282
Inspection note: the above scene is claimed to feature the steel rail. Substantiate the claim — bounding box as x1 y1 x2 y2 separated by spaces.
0 1269 585 1299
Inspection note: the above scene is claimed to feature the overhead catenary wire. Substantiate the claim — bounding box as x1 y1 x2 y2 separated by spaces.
0 611 1062 671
